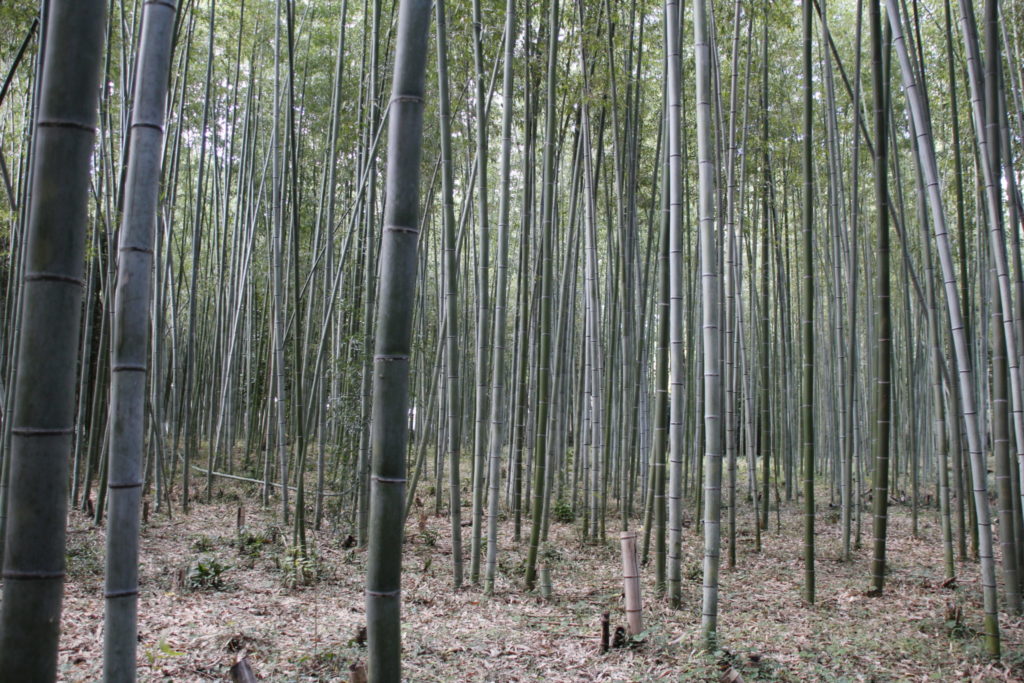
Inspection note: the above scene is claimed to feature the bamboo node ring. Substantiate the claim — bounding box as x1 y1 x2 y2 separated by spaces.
11 426 74 436
112 364 148 372
130 121 164 134
37 119 96 133
3 570 65 580
24 271 85 287
384 224 419 235
371 475 407 484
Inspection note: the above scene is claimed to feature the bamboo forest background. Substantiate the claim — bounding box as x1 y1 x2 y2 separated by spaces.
3 0 1024 676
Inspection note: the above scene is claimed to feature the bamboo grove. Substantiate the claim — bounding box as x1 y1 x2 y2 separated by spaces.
1 0 1024 678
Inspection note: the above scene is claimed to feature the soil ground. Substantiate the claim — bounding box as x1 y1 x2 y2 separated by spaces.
51 483 1024 681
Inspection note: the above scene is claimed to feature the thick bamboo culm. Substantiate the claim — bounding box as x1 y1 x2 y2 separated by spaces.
620 531 643 635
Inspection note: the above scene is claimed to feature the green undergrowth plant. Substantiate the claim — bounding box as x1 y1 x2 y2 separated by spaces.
190 534 218 553
296 649 351 678
187 556 230 591
419 526 438 547
143 638 185 667
552 500 575 524
65 532 103 578
539 543 562 565
278 545 330 588
235 528 274 558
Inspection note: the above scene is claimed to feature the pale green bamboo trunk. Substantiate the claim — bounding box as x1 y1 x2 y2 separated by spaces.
485 0 515 595
434 0 463 589
664 0 684 611
468 0 491 586
524 0 559 592
694 0 724 647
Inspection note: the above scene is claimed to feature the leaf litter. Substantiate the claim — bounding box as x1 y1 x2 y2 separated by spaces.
38 485 1024 681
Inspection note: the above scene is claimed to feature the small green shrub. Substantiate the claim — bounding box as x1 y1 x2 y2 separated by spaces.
552 500 575 523
297 650 349 677
187 556 230 590
66 533 103 577
279 545 328 588
144 638 185 666
420 527 438 547
540 544 562 563
190 534 217 553
235 529 272 558
261 524 282 545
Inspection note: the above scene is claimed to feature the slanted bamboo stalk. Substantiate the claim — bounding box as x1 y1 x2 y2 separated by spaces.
886 0 1001 655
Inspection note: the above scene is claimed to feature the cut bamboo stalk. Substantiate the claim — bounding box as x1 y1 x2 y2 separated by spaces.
539 565 552 600
600 612 610 653
229 657 258 683
620 531 643 635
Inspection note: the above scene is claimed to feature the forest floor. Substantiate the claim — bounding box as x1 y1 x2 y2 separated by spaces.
53 482 1024 682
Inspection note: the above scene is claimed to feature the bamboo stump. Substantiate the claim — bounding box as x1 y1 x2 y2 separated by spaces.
229 656 257 683
539 565 553 600
600 612 610 653
619 531 643 635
